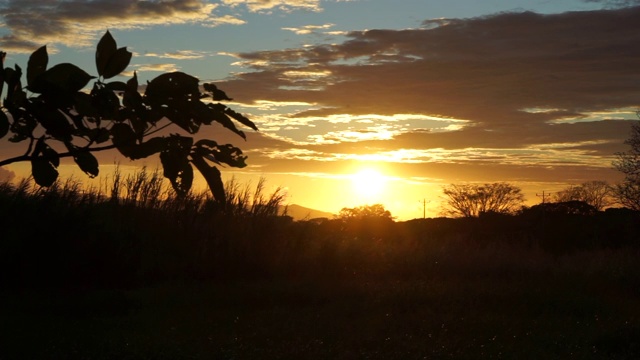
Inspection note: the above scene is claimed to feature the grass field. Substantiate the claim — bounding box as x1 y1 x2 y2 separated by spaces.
1 173 639 359
2 246 639 359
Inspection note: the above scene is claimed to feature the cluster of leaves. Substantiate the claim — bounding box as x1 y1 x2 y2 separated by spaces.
0 31 256 204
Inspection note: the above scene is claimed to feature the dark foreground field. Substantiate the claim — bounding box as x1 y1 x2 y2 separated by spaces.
3 246 640 359
1 177 639 359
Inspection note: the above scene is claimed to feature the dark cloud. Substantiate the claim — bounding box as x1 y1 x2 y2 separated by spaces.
0 0 234 52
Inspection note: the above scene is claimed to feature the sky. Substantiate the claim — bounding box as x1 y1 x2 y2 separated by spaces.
1 0 640 220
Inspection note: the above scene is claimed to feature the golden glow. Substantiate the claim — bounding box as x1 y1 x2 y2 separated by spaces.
351 168 387 200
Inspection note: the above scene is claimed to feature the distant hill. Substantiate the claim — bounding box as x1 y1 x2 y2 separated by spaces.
280 204 334 221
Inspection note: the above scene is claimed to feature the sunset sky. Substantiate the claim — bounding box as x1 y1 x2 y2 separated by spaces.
1 0 640 220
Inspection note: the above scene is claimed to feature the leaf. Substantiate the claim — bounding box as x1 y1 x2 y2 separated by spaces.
73 150 99 178
74 92 98 117
0 111 9 139
96 30 117 77
160 135 194 196
87 128 110 144
225 108 258 131
145 72 200 101
203 83 232 101
38 63 95 93
208 104 245 139
105 81 127 92
103 47 132 79
31 157 58 187
194 140 247 168
131 136 167 159
110 123 137 158
27 45 48 91
191 154 226 205
31 139 60 187
27 101 73 142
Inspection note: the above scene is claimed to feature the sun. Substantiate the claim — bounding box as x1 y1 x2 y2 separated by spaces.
351 168 387 199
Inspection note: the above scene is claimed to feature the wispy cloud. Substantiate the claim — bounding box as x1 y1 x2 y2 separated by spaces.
221 0 322 12
144 50 210 60
282 24 335 35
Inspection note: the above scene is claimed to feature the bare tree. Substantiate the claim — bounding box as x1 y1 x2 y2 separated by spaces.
553 180 613 211
441 182 525 218
612 120 640 210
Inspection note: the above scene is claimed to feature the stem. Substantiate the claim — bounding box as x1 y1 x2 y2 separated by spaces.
0 143 118 167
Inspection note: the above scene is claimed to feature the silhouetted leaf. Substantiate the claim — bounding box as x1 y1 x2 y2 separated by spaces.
74 92 98 117
160 135 193 196
91 84 120 119
111 123 137 158
96 30 117 77
145 72 200 101
105 81 127 92
203 83 232 101
102 47 132 79
208 104 245 139
158 100 201 134
88 128 110 144
31 157 58 187
37 63 95 93
191 154 225 205
123 72 143 109
225 108 258 131
0 111 8 139
73 150 99 178
28 102 73 142
133 137 168 159
194 139 247 168
26 45 48 91
31 139 60 187
5 65 23 106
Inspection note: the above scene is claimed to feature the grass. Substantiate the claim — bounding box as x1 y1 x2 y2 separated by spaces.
0 170 639 359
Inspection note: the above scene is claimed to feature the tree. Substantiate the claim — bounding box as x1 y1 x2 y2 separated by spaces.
0 31 256 205
612 120 640 210
337 204 393 221
441 182 524 218
553 180 613 211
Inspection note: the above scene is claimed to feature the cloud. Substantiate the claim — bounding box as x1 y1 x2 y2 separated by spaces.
282 23 335 35
211 6 640 185
221 0 322 12
0 167 16 183
144 50 210 60
0 0 242 53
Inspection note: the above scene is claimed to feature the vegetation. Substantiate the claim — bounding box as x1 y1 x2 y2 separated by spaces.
553 180 613 211
440 182 525 217
1 171 639 359
613 120 640 210
336 203 393 220
0 31 256 204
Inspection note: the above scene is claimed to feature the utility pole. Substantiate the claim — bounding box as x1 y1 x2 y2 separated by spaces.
419 198 430 219
536 191 551 204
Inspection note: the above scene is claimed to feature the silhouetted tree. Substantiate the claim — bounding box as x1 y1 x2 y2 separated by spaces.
441 182 524 218
553 180 613 211
612 120 640 210
0 31 256 205
337 204 393 220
